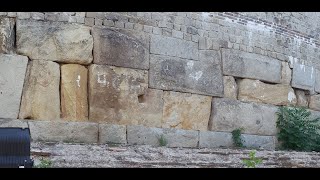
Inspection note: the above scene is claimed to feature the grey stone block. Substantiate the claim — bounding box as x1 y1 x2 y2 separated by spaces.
209 98 278 136
150 35 199 60
0 18 15 53
199 131 233 148
99 124 127 144
242 134 276 150
28 120 98 143
149 54 223 97
221 48 281 83
0 119 28 128
127 125 199 148
92 27 149 70
314 69 320 93
291 63 315 92
0 54 28 119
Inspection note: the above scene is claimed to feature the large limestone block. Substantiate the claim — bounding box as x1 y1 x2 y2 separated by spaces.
61 64 88 121
150 35 199 60
295 89 309 107
0 119 28 128
309 95 320 111
0 54 28 118
89 64 163 127
209 98 278 136
19 60 60 120
238 79 297 106
0 18 15 53
221 49 281 83
16 20 93 64
223 76 237 100
28 120 98 143
242 134 276 150
291 63 315 92
281 62 292 85
199 131 233 148
127 125 199 148
92 27 149 70
99 124 127 144
162 91 212 131
149 54 223 96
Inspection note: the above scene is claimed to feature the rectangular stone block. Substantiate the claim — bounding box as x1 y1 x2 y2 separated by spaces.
291 63 315 91
238 79 297 106
150 35 199 60
19 60 60 120
241 134 275 150
92 27 149 70
16 20 93 65
149 54 223 96
0 18 15 53
0 54 28 118
127 125 199 148
209 98 278 136
221 48 281 83
199 131 233 148
89 64 163 127
309 95 320 111
162 91 212 131
99 124 127 144
0 119 28 128
61 64 88 121
28 120 98 143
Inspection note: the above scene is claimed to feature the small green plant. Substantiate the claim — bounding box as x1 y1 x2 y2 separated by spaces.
158 134 168 147
232 128 245 148
242 150 262 168
276 106 320 152
34 158 52 168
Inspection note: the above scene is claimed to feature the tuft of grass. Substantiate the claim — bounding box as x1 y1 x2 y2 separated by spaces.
158 134 168 147
34 158 52 168
232 128 245 148
242 150 262 168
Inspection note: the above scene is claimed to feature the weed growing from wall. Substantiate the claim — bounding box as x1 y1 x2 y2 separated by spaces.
232 128 245 148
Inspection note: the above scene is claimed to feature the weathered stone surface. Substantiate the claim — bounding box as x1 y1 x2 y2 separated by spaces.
0 119 28 128
295 89 309 107
61 64 88 121
199 131 233 148
238 79 297 106
92 27 149 70
149 54 223 96
162 91 212 131
16 20 93 64
223 76 237 100
28 120 98 143
242 134 275 150
0 54 28 118
89 65 163 127
221 49 281 83
281 62 292 85
209 98 278 136
99 124 127 144
0 18 15 53
314 69 320 93
127 125 199 148
19 60 60 120
309 95 320 111
291 63 315 91
150 35 199 60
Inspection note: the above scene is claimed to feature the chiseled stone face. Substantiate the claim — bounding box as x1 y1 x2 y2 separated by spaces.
0 54 28 119
221 48 281 83
223 76 237 100
149 54 223 97
295 89 309 107
238 79 297 106
19 60 60 120
209 98 278 136
162 91 212 131
309 95 320 111
61 64 88 121
291 63 315 92
92 27 149 70
0 18 15 53
16 20 93 64
88 64 163 127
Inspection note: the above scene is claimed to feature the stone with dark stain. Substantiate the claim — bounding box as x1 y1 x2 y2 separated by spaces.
88 64 163 127
149 54 223 97
0 18 15 53
92 27 149 70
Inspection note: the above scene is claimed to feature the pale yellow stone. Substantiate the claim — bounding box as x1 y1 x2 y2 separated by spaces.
223 76 237 100
19 60 60 120
238 79 297 106
61 64 88 121
162 91 212 131
89 64 163 127
309 95 320 111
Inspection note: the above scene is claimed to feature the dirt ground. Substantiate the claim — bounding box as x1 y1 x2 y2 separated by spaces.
31 142 320 168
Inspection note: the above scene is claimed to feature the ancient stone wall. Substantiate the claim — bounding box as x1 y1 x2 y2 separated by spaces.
1 12 320 149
